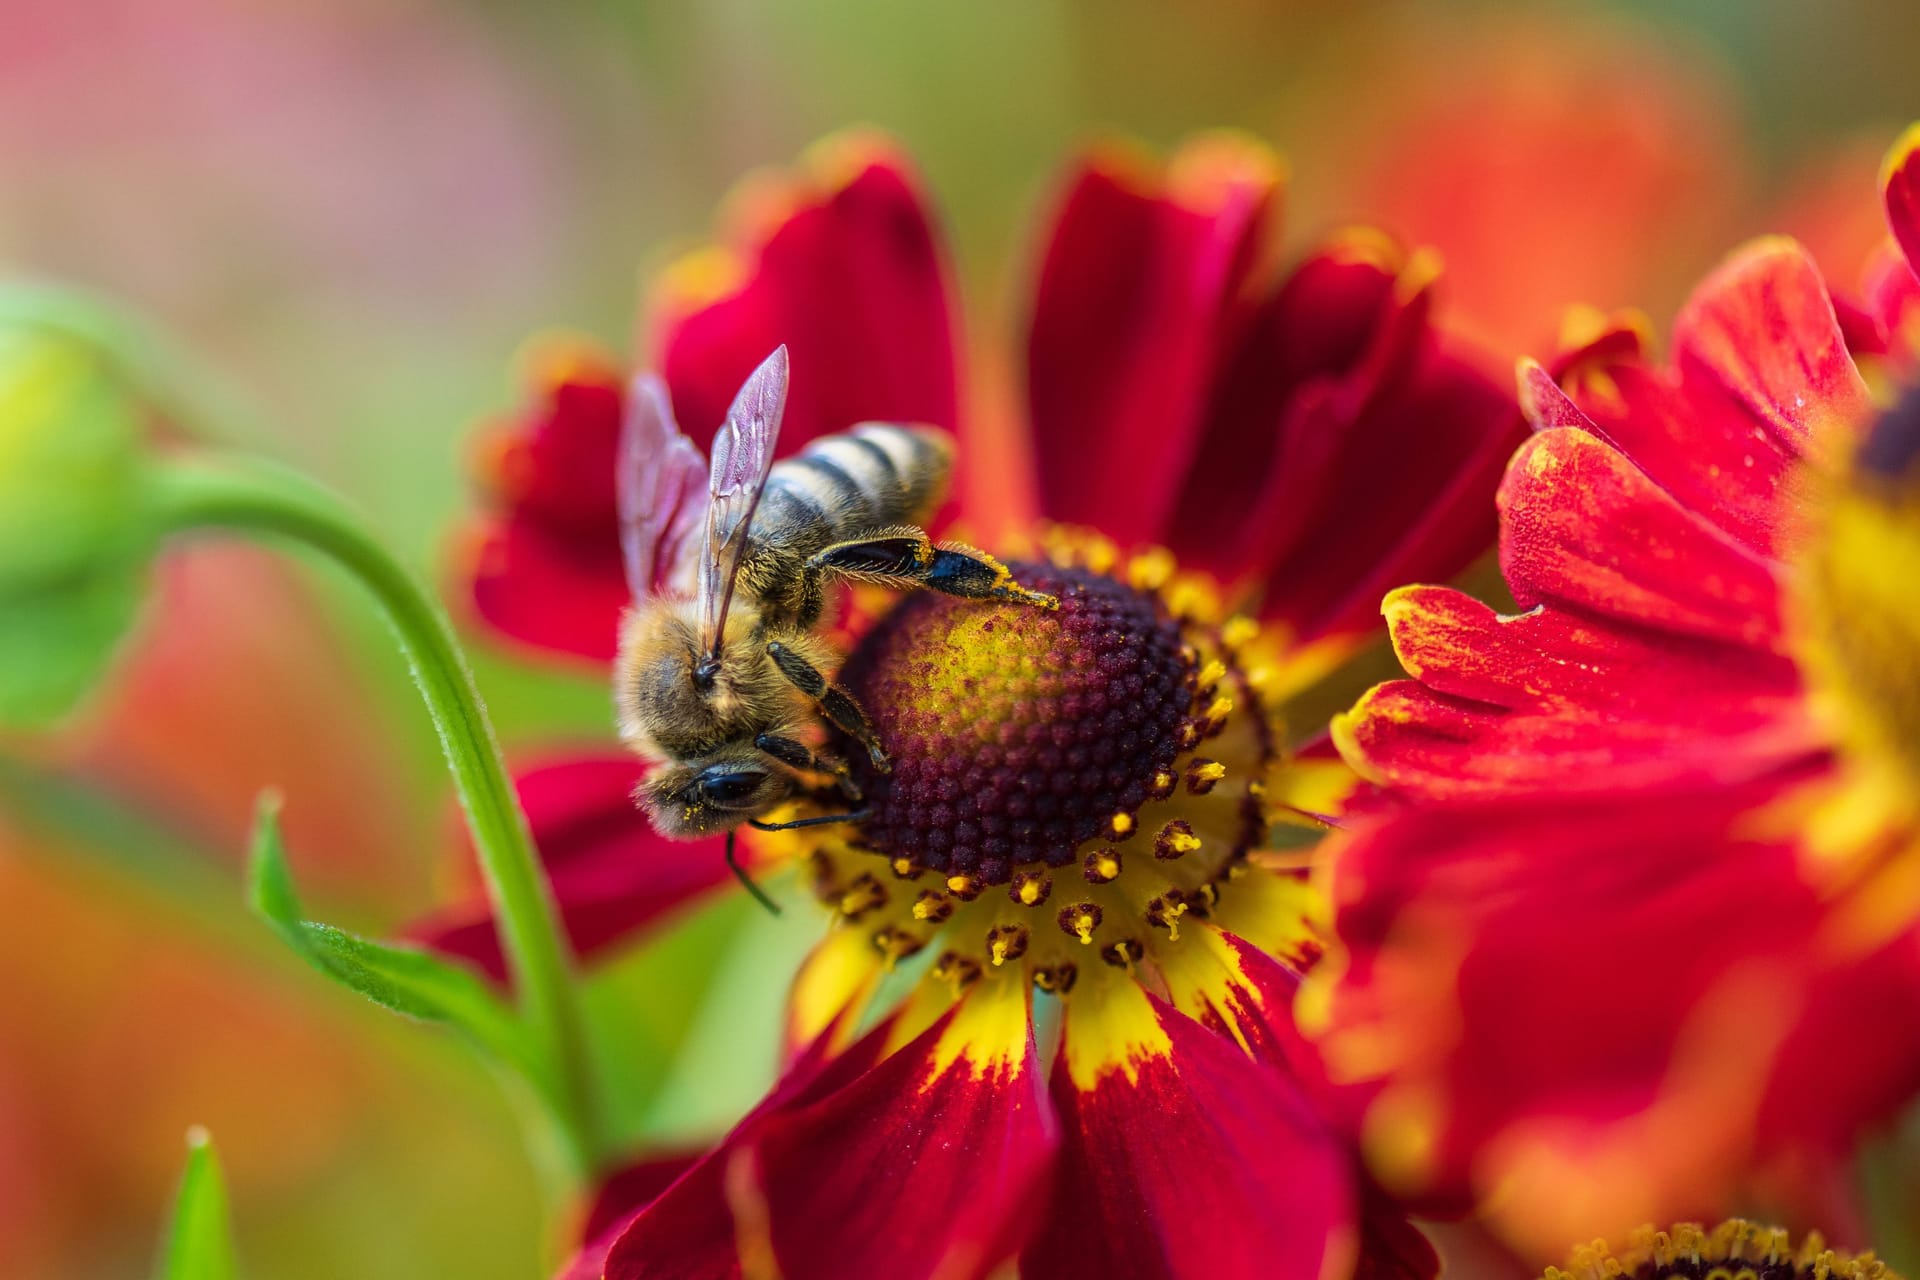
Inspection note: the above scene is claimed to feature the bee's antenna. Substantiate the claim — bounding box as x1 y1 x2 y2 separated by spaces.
726 828 783 916
747 809 871 832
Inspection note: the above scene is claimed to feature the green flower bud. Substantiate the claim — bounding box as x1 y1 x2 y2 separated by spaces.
0 323 154 726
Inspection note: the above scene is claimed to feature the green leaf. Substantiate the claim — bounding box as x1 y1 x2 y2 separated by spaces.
155 1128 238 1280
247 793 535 1078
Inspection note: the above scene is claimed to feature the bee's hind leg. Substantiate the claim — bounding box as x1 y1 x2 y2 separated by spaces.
765 641 890 773
807 529 1058 610
755 732 863 802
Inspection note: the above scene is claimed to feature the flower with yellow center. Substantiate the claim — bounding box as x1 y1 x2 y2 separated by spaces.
433 129 1522 1279
1312 122 1920 1260
1542 1220 1900 1280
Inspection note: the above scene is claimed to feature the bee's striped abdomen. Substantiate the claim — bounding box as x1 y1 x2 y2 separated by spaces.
756 424 952 553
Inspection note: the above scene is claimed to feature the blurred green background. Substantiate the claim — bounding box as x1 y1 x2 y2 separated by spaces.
3 1 1917 1275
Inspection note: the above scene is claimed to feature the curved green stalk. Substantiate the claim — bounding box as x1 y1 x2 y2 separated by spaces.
149 453 601 1172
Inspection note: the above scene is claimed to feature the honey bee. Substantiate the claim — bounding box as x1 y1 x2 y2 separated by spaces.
612 346 1056 906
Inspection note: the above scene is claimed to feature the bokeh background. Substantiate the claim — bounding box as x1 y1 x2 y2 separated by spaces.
3 1 1918 1275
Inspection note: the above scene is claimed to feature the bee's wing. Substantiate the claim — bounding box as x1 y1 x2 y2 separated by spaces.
618 373 709 601
697 345 788 652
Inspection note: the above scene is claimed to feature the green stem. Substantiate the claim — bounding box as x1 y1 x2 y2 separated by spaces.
148 452 601 1173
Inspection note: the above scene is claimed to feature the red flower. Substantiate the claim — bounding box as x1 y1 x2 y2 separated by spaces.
437 131 1519 1277
1309 125 1920 1257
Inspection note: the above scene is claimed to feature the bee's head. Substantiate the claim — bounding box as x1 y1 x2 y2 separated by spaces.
639 753 791 838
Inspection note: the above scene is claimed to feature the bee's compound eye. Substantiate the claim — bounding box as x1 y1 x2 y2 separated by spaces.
697 768 765 806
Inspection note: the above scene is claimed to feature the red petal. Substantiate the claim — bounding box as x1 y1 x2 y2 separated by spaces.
1862 239 1920 353
1552 334 1806 558
1023 981 1355 1280
603 988 1045 1280
409 753 731 981
1672 237 1872 469
460 517 630 665
1172 237 1522 642
753 979 1054 1280
1883 122 1920 279
458 346 631 664
651 134 959 464
1336 584 1811 798
559 1149 705 1280
1026 134 1282 547
1309 768 1920 1252
1498 428 1784 648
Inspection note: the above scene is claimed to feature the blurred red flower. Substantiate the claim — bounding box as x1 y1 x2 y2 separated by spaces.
1309 125 1920 1256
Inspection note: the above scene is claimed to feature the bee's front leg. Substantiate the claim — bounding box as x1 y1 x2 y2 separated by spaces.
754 732 863 802
764 641 890 773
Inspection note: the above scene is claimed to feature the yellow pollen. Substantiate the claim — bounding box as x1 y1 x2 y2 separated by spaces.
1084 848 1123 883
1126 547 1176 592
912 890 954 922
1186 759 1227 795
1101 938 1143 971
1107 812 1136 839
946 874 981 899
1010 872 1053 906
871 925 924 966
1059 901 1103 944
1155 819 1201 860
1220 615 1259 649
1204 694 1234 724
931 951 983 994
838 873 886 919
1196 658 1228 690
1146 893 1189 940
1148 770 1177 801
986 924 1030 967
890 856 918 878
1034 963 1078 994
1081 536 1119 575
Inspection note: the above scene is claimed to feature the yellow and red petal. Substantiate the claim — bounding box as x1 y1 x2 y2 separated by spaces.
602 981 1051 1280
650 132 960 467
1307 771 1920 1251
458 346 631 663
1670 238 1872 473
751 975 1053 1280
1336 585 1812 798
1499 428 1785 647
1023 971 1357 1280
1025 132 1283 548
408 753 731 980
1882 121 1920 281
